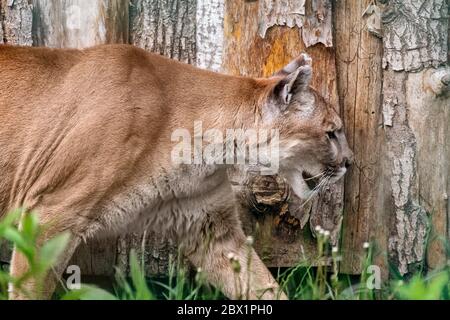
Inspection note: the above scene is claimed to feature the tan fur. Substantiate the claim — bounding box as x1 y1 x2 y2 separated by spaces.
0 44 352 300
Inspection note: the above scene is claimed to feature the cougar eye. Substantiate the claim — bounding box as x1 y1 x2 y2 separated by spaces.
326 131 337 140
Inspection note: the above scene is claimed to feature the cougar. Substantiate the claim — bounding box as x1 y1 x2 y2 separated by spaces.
0 44 353 299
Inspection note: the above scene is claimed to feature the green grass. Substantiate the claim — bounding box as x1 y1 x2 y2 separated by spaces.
1 211 449 300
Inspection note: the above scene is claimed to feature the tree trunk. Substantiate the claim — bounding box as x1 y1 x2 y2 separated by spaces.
380 0 449 274
337 0 449 276
334 0 386 275
130 0 196 64
196 0 224 71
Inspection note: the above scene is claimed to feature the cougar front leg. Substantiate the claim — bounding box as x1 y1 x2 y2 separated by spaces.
10 232 81 300
186 201 287 300
9 206 86 300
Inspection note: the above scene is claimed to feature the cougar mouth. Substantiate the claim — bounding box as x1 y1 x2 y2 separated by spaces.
302 171 320 190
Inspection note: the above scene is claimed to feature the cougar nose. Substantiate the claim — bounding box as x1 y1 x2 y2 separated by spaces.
343 158 351 169
342 152 354 169
342 151 354 169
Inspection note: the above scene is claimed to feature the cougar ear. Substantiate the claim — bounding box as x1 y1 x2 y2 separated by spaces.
273 53 312 76
272 63 312 106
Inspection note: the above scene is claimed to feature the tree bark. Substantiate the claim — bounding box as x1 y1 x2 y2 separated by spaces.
0 1 3 43
380 0 449 274
196 0 224 71
32 0 129 48
336 0 449 276
0 0 33 45
130 0 196 64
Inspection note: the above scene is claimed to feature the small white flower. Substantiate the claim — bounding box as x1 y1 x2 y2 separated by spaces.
314 225 322 232
363 242 370 249
227 252 235 260
324 230 330 237
246 236 254 246
332 246 339 253
197 267 203 273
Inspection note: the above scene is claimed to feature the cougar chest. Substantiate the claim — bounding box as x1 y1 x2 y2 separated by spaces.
94 165 229 236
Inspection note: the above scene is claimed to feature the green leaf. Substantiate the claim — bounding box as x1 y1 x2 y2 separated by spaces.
129 250 154 300
0 211 20 235
61 285 118 300
397 272 449 300
38 232 70 272
424 273 448 300
113 267 134 300
21 213 40 242
2 228 33 260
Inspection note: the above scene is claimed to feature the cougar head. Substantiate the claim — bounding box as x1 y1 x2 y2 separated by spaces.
262 54 353 200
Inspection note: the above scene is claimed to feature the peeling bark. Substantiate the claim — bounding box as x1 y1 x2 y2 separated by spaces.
406 70 450 270
258 0 332 48
381 0 449 274
384 71 429 274
337 0 448 277
302 0 333 47
381 0 448 71
0 0 32 45
310 184 343 246
258 0 305 38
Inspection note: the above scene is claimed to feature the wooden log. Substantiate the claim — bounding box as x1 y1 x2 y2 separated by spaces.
223 0 342 266
334 0 386 275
